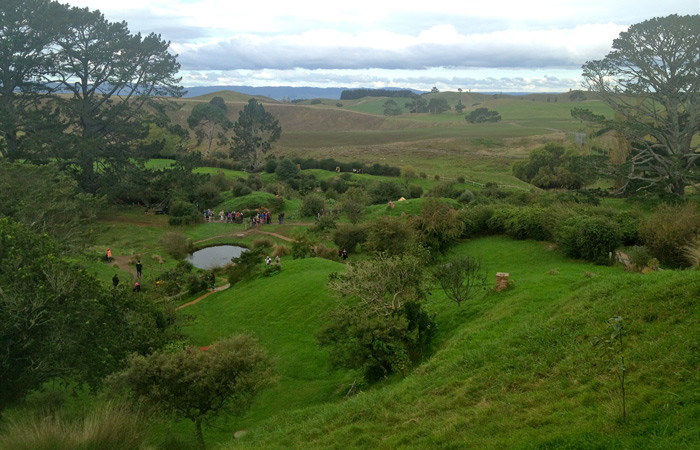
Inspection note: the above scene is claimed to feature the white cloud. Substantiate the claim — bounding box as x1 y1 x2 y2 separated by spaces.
63 0 699 90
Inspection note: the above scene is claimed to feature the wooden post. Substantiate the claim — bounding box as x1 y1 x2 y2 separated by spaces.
496 272 510 291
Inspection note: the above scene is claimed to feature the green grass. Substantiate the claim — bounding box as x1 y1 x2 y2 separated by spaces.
204 237 700 449
175 257 358 444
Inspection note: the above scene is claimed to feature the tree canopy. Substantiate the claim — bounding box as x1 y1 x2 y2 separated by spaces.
466 107 501 123
187 98 232 157
0 1 184 192
580 14 700 199
110 334 274 449
230 99 281 170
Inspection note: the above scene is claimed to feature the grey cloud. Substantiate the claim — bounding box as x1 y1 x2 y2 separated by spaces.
177 38 590 72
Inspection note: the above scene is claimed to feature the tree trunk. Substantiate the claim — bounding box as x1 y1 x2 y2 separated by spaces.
195 417 206 450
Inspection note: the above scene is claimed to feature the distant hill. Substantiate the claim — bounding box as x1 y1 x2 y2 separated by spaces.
183 86 428 101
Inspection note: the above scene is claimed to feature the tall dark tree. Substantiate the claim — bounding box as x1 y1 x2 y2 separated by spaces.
50 6 183 192
187 97 231 157
581 14 700 199
230 98 281 170
0 0 66 160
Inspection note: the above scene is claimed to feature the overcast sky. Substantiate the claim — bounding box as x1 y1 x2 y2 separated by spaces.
64 0 699 92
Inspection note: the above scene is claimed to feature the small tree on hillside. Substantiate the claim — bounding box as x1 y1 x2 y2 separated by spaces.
109 334 274 450
382 99 402 116
427 97 450 114
466 108 501 123
434 255 487 307
318 253 435 381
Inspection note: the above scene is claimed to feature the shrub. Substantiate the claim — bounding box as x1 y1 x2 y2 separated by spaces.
272 245 289 258
299 193 326 217
363 216 415 256
290 233 313 259
458 205 495 238
315 245 340 261
487 206 519 234
401 165 417 178
333 224 368 253
626 245 653 271
160 232 193 260
408 184 423 199
368 181 406 204
313 214 337 232
264 158 278 173
168 200 200 226
265 196 285 213
615 209 642 245
427 181 459 199
194 181 222 208
457 190 475 204
252 238 275 250
555 215 622 264
230 182 252 197
506 206 552 241
638 203 700 267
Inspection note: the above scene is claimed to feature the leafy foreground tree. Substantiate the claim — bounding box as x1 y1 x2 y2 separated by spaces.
109 334 274 450
318 253 435 382
0 218 166 411
230 98 281 170
580 14 700 199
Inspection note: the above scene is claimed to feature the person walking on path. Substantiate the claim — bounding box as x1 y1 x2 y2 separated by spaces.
112 274 120 289
135 260 143 278
210 272 216 291
107 248 112 262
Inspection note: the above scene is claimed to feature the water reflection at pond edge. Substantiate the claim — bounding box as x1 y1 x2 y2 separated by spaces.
185 245 248 270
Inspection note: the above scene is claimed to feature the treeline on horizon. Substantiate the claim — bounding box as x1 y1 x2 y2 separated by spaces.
340 88 419 100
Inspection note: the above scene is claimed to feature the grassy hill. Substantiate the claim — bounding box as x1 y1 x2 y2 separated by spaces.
191 237 698 449
167 90 612 183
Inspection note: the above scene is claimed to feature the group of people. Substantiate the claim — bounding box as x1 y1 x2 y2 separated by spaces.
265 255 281 266
202 209 286 226
108 250 143 293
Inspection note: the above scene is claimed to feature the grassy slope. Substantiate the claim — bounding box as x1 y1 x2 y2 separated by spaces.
210 237 700 449
163 257 358 446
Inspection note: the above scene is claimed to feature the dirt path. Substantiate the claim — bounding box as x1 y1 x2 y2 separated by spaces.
176 281 231 310
110 255 138 277
193 222 313 245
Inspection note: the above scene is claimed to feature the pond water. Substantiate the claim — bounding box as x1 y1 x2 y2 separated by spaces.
186 245 247 270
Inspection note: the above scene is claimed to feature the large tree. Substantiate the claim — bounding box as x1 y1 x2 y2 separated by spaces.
49 6 183 192
230 98 281 170
187 97 231 157
581 14 700 199
0 0 66 161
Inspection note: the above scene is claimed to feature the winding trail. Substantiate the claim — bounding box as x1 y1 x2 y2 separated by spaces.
176 281 231 310
193 222 313 245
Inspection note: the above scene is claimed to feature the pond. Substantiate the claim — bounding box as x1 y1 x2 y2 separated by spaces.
186 245 247 270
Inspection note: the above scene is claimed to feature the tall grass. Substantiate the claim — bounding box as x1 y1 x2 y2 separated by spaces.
0 401 147 450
